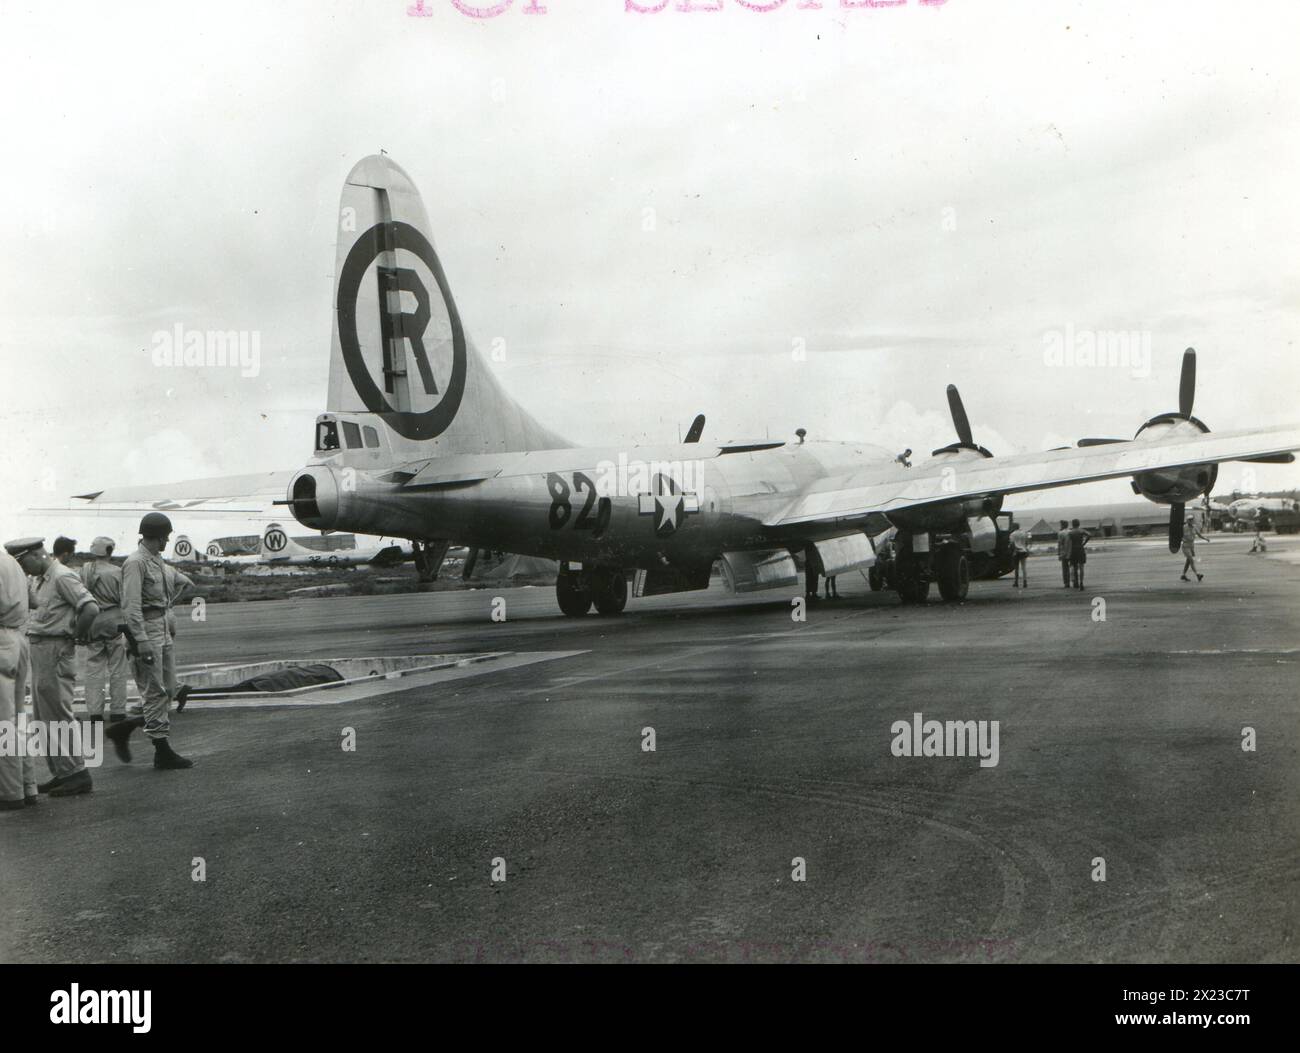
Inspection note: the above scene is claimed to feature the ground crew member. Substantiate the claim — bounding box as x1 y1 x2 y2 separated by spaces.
80 536 128 725
8 538 100 797
1010 521 1030 588
1067 519 1091 591
823 574 839 600
106 513 193 770
1056 520 1071 587
0 545 36 810
804 543 822 604
1180 516 1210 582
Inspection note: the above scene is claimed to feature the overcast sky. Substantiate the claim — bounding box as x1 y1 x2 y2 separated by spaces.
2 0 1298 541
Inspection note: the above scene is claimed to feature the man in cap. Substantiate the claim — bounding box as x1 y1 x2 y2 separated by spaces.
8 538 101 797
0 544 37 810
107 513 193 770
80 537 128 726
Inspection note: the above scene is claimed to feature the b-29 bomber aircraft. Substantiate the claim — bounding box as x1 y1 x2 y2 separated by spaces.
90 155 1300 616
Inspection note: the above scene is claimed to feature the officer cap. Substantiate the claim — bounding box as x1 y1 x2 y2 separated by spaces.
4 538 45 559
139 512 174 539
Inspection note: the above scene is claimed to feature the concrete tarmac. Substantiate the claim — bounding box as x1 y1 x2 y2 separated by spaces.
2 537 1298 963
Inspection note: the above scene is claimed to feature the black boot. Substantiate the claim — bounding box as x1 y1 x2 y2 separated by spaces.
48 769 93 797
152 738 193 770
36 773 66 794
105 717 143 763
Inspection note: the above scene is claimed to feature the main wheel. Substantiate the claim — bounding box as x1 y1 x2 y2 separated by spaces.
556 569 593 617
868 565 884 592
592 569 628 615
936 547 970 602
895 556 929 605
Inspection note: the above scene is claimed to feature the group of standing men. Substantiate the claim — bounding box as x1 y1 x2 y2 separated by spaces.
1056 519 1091 591
0 512 195 811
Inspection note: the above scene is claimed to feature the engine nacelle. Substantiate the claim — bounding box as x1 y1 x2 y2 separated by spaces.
1129 414 1217 505
888 447 1003 533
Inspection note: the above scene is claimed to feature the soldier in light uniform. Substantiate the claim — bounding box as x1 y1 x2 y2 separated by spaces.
0 545 37 810
80 536 128 726
163 561 195 710
106 513 193 770
8 538 101 797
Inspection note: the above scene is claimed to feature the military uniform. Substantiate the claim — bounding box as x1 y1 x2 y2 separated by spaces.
0 548 35 807
121 542 176 741
162 563 194 702
27 558 95 781
80 544 127 720
105 514 193 770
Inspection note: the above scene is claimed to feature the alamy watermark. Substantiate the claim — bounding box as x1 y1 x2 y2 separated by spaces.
1042 323 1151 378
890 711 999 768
150 324 261 377
0 716 104 768
593 454 706 497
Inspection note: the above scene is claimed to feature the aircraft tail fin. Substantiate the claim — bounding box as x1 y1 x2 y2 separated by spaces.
323 155 571 461
261 522 312 559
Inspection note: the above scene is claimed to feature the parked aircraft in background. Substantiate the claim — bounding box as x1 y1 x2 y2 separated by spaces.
1225 496 1300 533
259 522 414 567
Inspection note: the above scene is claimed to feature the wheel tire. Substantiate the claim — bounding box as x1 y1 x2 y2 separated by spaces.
593 570 628 615
894 553 927 605
556 571 593 617
936 547 970 602
868 565 884 592
900 577 930 604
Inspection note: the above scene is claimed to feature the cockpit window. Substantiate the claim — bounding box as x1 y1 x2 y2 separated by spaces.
342 421 363 449
363 425 380 449
316 420 340 452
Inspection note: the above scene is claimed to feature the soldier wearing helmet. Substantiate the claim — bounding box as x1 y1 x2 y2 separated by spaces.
106 513 193 770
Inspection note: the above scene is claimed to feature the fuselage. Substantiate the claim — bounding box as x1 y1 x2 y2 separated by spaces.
290 439 900 568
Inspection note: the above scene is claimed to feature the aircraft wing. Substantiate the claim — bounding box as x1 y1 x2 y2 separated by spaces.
765 424 1300 527
73 471 294 507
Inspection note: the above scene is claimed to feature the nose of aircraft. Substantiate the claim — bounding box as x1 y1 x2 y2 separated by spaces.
287 467 339 530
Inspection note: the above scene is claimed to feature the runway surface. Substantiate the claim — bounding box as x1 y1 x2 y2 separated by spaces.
3 537 1298 963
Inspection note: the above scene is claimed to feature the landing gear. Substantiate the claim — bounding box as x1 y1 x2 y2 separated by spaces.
556 564 593 617
894 553 930 605
935 546 969 602
867 564 884 592
591 568 628 615
412 539 450 583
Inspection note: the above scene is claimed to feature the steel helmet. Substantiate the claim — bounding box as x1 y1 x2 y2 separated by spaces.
139 512 174 539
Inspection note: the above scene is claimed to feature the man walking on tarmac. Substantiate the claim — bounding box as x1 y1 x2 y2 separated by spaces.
106 513 193 770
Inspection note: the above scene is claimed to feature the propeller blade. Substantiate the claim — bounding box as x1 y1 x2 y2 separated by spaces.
946 385 973 447
1168 503 1185 553
1077 437 1127 447
684 414 705 444
1179 348 1196 417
